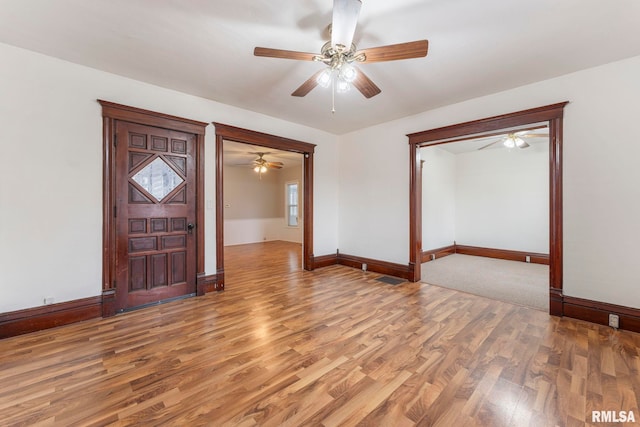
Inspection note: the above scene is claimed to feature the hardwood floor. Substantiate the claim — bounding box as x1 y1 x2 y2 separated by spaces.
1 241 639 426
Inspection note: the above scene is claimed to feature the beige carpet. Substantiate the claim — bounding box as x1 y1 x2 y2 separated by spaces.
421 254 549 311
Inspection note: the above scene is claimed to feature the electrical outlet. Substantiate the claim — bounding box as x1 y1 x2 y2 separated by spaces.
362 263 367 271
44 297 55 305
525 255 531 263
608 313 619 329
430 254 436 261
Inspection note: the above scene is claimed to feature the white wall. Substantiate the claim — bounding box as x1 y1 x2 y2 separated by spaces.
421 143 548 253
3 40 639 313
0 42 338 313
223 163 303 246
421 147 456 249
339 55 640 309
455 144 548 253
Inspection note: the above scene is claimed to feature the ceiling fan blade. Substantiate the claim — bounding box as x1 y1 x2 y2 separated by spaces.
352 68 381 98
359 40 429 63
331 0 362 50
267 163 283 169
254 47 317 61
478 140 500 150
291 70 324 97
267 161 284 166
519 141 530 148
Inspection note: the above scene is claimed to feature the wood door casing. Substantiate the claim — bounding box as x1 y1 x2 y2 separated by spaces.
100 100 208 318
115 121 196 311
212 123 316 289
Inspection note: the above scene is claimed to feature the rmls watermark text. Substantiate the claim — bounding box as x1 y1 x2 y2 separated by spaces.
592 411 636 423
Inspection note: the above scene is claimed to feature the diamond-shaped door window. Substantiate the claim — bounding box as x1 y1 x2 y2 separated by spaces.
132 157 184 201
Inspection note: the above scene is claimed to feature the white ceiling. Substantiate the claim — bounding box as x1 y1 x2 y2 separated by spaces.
223 140 302 168
425 124 549 154
1 0 639 135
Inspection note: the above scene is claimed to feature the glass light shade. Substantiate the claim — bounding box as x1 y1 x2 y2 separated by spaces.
331 0 362 50
503 137 515 148
339 64 357 82
514 137 526 147
316 68 333 88
336 79 351 93
254 165 267 173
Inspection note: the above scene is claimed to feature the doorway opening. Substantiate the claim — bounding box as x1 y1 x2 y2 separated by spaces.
222 141 304 281
419 125 550 310
408 102 568 315
213 123 316 290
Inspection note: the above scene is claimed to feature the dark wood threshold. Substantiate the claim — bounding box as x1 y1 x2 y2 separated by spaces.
563 295 640 334
0 296 102 339
421 243 549 265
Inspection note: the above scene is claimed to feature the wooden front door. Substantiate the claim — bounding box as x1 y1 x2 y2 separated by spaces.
114 121 197 311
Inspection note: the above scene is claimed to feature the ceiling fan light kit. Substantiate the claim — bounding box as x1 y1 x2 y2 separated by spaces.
250 152 283 180
503 136 526 148
253 0 429 111
477 129 547 151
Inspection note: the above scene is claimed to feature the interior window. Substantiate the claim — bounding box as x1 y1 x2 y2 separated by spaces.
286 182 299 227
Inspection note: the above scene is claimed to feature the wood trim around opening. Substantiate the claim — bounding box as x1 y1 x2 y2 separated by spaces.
99 100 209 317
408 102 569 316
213 123 316 289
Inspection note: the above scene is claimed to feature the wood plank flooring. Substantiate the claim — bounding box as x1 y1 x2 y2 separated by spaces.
1 241 639 426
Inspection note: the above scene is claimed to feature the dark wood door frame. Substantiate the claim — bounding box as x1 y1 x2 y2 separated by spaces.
407 102 569 316
100 100 208 317
213 123 316 289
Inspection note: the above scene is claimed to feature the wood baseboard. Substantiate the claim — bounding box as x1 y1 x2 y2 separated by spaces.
421 244 549 265
312 253 339 269
0 296 102 339
197 273 221 295
421 244 456 263
563 295 640 333
454 244 549 265
312 252 410 281
337 253 411 280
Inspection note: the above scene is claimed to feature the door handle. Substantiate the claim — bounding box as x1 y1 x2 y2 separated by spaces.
187 223 195 234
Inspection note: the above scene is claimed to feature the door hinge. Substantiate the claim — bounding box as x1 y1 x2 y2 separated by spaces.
113 206 117 217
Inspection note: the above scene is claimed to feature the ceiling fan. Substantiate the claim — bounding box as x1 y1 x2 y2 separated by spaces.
254 0 429 104
478 130 549 150
251 152 283 179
